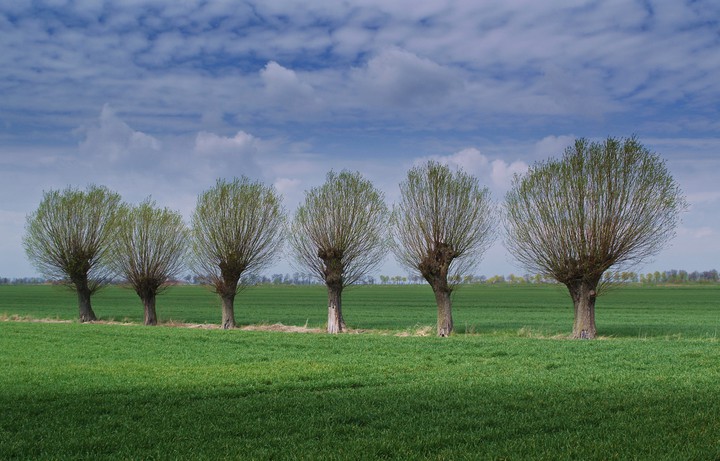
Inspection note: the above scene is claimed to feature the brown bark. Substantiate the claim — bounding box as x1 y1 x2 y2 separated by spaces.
216 265 241 329
220 294 236 329
326 283 345 334
567 279 599 339
420 242 458 337
142 293 158 326
319 248 345 334
75 278 97 323
433 287 453 337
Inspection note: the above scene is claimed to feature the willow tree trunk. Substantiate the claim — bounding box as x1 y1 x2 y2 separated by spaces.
326 283 345 334
142 293 158 326
432 286 453 337
419 243 458 337
75 279 97 323
567 280 598 339
220 294 236 329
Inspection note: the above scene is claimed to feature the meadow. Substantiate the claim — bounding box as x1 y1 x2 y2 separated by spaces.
1 283 719 459
1 283 719 338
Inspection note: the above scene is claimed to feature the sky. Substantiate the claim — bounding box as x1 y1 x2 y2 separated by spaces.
1 0 719 279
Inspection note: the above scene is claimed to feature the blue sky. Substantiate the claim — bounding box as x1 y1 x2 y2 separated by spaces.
1 0 719 279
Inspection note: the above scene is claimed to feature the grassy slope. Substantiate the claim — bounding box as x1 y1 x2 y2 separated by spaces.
1 283 718 338
1 322 719 460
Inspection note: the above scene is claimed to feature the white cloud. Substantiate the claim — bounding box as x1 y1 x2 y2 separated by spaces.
77 104 160 162
260 61 315 105
273 177 303 203
194 130 258 156
415 147 527 191
533 135 575 159
351 47 462 107
490 159 528 189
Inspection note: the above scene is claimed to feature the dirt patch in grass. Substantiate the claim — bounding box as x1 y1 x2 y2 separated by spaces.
0 313 71 324
395 325 433 337
240 323 325 334
2 315 604 339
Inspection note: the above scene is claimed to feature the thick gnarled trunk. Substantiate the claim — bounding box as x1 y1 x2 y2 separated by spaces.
567 280 599 339
142 293 158 326
75 279 97 323
319 250 345 334
419 242 458 337
220 294 236 329
326 283 345 334
433 287 453 337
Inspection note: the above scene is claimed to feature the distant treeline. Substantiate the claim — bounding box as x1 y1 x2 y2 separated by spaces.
378 270 720 285
4 269 718 286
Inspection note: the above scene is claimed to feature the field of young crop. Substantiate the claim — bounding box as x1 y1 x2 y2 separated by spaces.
1 283 719 338
1 284 719 459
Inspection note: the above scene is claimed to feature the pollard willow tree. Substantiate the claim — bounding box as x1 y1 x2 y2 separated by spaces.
504 136 686 339
290 171 388 334
391 161 495 337
111 199 188 325
191 177 284 329
23 185 121 322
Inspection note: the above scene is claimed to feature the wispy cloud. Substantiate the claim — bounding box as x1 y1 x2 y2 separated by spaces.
2 1 719 139
1 0 719 277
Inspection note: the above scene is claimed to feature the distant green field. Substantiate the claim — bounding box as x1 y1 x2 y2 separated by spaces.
0 283 718 338
1 284 719 459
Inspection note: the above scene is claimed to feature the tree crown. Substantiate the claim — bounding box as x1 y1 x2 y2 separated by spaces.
191 177 285 295
290 170 389 287
504 136 687 285
23 184 121 292
111 198 188 297
391 161 495 284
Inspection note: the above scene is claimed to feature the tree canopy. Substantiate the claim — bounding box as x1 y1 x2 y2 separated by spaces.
391 161 495 336
23 184 121 321
191 177 285 328
504 136 686 338
290 170 388 333
111 199 188 325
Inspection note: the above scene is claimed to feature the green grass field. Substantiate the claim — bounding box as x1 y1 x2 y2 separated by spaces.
1 283 719 338
1 284 719 459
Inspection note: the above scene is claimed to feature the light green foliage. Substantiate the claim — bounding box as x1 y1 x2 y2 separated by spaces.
191 177 285 296
505 136 687 285
290 170 388 286
111 198 188 298
392 160 495 284
23 185 121 291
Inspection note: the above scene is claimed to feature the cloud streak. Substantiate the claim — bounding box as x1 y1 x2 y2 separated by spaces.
0 1 718 277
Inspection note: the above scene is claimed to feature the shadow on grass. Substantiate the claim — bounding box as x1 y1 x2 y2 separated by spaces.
1 378 718 460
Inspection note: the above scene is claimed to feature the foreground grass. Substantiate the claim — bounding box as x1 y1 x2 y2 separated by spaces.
0 322 719 460
1 283 719 338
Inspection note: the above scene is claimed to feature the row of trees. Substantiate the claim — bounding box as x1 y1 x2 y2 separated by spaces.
24 136 685 339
